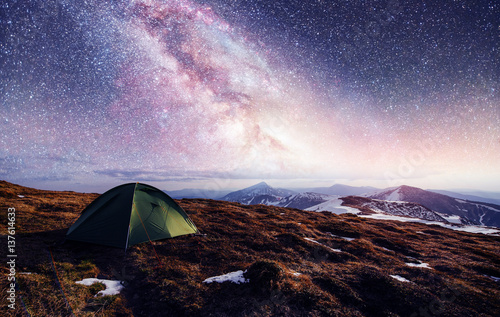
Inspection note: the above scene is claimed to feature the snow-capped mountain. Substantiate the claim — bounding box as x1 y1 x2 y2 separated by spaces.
368 185 500 227
220 182 296 205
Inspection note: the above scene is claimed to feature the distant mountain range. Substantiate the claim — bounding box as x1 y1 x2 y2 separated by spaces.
293 184 379 196
428 189 500 205
166 187 232 199
220 182 500 229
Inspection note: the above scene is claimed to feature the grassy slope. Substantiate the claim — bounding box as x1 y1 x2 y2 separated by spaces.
1 181 499 316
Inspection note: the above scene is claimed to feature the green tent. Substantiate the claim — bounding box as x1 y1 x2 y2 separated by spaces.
66 183 198 249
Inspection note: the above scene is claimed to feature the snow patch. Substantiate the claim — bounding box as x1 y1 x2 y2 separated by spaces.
76 278 124 296
486 275 500 282
451 225 500 234
305 197 361 214
479 212 485 225
390 275 411 283
440 215 462 224
480 204 500 212
386 188 402 201
203 270 248 284
380 247 395 253
17 195 25 198
405 262 431 269
304 237 342 252
327 233 356 241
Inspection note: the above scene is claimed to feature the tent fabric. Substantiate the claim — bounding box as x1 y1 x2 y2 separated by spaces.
66 183 198 249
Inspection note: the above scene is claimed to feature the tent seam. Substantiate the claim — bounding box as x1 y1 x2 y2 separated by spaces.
124 182 138 250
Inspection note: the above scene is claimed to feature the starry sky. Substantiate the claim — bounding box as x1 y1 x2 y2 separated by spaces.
1 0 499 193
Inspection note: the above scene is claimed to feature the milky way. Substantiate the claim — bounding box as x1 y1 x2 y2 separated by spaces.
1 0 499 192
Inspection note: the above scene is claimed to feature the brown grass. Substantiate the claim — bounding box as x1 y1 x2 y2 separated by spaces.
1 181 499 316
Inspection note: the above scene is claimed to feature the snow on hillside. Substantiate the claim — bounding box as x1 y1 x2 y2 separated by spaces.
361 186 398 198
439 214 462 224
359 213 500 235
304 237 342 252
390 275 411 283
203 270 248 284
366 186 404 202
76 278 124 296
367 185 500 228
305 197 361 214
361 199 449 222
386 187 403 201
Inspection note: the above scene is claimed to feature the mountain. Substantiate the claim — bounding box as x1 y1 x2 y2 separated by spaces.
429 189 500 206
166 188 232 199
220 182 296 205
340 196 453 223
305 197 363 214
368 185 500 227
222 183 500 228
1 180 499 316
306 195 458 223
275 192 333 209
168 183 379 200
450 189 500 200
301 184 379 196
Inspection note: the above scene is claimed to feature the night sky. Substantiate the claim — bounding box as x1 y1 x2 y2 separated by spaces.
1 0 499 192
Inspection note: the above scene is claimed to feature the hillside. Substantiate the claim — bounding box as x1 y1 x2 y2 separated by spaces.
368 185 500 227
1 181 500 316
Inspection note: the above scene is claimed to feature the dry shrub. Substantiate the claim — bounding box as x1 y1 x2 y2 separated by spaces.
317 221 361 238
87 282 107 296
352 265 437 317
371 237 420 257
341 239 375 257
275 233 307 249
468 263 500 277
244 260 284 293
313 275 363 306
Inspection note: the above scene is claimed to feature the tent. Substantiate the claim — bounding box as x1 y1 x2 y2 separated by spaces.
66 183 199 249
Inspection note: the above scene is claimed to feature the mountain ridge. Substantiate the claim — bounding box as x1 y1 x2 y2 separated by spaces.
222 183 500 229
220 181 296 205
428 189 500 205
